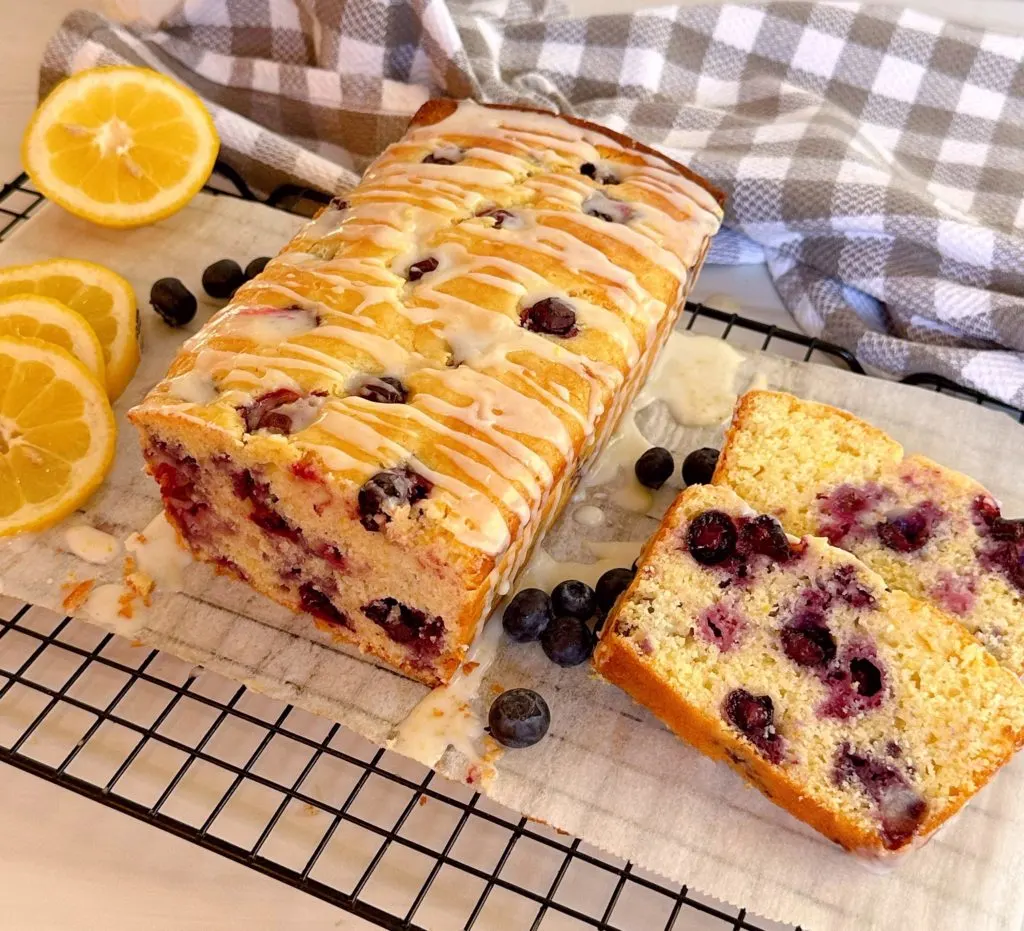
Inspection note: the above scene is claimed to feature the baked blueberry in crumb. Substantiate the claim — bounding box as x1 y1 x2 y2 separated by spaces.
583 194 634 224
362 597 444 653
299 583 350 629
422 148 463 165
520 298 577 337
327 196 349 210
723 688 784 764
580 162 619 184
635 447 674 489
595 567 635 615
737 514 791 562
877 504 940 553
697 602 745 651
478 207 518 229
488 688 550 748
781 622 836 668
681 448 720 486
503 588 553 642
358 468 432 531
355 376 407 404
686 510 737 565
238 388 302 434
551 579 596 620
541 615 595 666
406 257 439 282
833 744 927 849
819 644 887 719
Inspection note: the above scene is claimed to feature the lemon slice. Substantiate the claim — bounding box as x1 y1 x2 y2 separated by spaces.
0 295 105 384
0 259 138 399
22 65 219 228
0 336 116 536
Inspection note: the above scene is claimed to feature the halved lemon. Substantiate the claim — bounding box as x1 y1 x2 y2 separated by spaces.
22 65 219 228
0 295 105 384
0 336 116 536
0 259 138 399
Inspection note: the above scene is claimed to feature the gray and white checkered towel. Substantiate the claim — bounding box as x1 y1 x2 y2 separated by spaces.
41 1 1024 406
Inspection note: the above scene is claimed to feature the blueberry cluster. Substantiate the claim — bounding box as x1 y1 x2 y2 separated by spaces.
148 255 275 328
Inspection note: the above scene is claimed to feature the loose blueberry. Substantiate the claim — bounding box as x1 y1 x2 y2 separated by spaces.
681 447 720 486
877 509 932 553
541 615 595 666
244 256 271 280
358 468 432 532
551 579 597 620
737 514 792 562
150 277 197 327
781 623 836 668
686 510 737 565
356 376 407 404
595 567 635 615
723 688 784 764
635 447 674 489
406 257 439 282
503 588 553 642
202 259 245 299
488 688 551 749
520 298 577 337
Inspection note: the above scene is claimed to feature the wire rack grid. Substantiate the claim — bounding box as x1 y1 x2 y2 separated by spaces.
0 168 1020 931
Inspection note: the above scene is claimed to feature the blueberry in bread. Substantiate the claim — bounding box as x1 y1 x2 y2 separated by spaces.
715 390 1024 676
593 484 1024 854
129 99 724 686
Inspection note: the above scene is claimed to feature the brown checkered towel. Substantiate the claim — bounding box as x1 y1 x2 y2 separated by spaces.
41 2 1024 406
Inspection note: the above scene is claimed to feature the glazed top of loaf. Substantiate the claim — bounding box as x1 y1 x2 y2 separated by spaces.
133 99 723 566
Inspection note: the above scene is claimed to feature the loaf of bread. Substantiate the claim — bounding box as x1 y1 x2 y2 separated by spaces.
129 99 724 686
716 390 1024 676
593 484 1024 854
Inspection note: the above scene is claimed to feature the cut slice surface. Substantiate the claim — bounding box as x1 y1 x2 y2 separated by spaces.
0 294 105 384
0 336 116 535
22 65 219 228
0 259 138 399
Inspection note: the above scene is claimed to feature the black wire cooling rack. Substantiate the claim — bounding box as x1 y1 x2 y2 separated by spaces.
1 166 1022 931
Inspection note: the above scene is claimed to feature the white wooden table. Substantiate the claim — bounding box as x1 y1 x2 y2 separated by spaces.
0 1 1021 929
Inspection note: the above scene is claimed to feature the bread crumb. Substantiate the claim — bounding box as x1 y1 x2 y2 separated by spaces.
462 661 480 674
431 708 445 718
61 579 94 613
418 796 428 807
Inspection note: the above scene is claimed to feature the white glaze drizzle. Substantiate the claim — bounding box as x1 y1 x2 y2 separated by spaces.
137 100 722 559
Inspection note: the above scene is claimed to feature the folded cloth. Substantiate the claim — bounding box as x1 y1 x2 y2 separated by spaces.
40 1 1024 406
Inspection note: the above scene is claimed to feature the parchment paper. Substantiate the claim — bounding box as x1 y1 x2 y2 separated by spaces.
2 195 1023 931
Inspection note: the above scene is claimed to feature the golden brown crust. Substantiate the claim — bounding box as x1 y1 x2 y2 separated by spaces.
409 98 728 209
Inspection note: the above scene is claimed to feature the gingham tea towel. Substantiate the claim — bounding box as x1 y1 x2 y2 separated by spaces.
40 1 1024 406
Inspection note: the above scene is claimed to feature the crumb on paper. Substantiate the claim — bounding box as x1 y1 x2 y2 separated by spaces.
462 660 480 674
302 803 320 817
490 683 504 696
431 707 445 717
61 579 95 613
418 796 428 807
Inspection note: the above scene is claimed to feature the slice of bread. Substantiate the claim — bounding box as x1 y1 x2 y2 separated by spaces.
593 484 1024 855
716 390 1024 676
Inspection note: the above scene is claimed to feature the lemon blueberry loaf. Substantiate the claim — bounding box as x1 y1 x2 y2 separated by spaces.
594 484 1024 853
715 390 1024 676
129 99 724 686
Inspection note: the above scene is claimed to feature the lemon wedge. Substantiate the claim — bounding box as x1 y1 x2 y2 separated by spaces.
22 65 219 228
0 295 105 384
0 259 138 400
0 336 116 536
